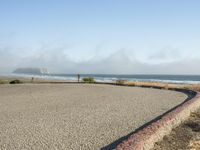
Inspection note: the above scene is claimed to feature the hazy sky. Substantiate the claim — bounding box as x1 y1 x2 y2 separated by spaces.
0 0 200 74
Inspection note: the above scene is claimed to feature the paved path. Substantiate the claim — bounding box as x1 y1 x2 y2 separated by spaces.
0 84 187 150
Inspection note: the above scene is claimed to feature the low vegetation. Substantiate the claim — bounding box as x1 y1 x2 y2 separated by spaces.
82 77 96 83
184 84 200 92
127 81 200 92
126 81 173 90
192 85 200 92
9 79 23 84
116 79 126 85
0 80 8 84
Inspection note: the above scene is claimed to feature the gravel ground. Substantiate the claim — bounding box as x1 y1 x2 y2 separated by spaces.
0 84 187 150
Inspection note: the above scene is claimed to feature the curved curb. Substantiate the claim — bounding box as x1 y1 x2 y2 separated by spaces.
115 90 200 150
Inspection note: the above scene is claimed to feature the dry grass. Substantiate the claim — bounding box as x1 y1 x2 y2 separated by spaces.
126 81 200 92
126 81 181 90
0 79 33 84
184 84 200 92
0 79 9 84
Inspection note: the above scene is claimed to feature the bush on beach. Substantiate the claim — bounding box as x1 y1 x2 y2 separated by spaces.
116 80 126 85
82 77 96 83
9 79 23 84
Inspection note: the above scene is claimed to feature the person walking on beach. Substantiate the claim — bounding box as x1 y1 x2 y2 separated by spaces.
31 77 34 83
77 74 80 83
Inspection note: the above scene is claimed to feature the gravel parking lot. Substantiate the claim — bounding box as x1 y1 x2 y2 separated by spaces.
0 84 187 150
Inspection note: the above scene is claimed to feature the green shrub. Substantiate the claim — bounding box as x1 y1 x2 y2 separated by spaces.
82 77 96 83
9 79 23 84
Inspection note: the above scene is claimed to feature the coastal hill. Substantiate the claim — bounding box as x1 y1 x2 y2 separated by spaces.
13 68 49 75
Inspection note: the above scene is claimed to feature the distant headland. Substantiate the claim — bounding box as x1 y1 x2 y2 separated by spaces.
13 68 49 75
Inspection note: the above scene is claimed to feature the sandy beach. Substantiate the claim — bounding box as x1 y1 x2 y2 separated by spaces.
0 84 187 150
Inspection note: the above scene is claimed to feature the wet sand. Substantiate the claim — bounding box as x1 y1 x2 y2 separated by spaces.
0 84 187 150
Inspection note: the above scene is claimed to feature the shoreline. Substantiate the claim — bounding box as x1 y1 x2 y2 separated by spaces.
1 73 200 85
1 75 200 92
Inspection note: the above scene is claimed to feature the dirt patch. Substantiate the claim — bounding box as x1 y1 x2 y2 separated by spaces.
152 109 200 150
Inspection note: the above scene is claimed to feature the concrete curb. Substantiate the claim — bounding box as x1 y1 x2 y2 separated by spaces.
115 91 200 150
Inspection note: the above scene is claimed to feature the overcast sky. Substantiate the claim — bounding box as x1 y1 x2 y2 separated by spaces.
0 0 200 74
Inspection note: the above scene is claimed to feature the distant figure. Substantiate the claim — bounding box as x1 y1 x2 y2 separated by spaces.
77 74 80 83
31 77 34 83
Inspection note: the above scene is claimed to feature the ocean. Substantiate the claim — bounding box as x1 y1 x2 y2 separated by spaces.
7 73 200 84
